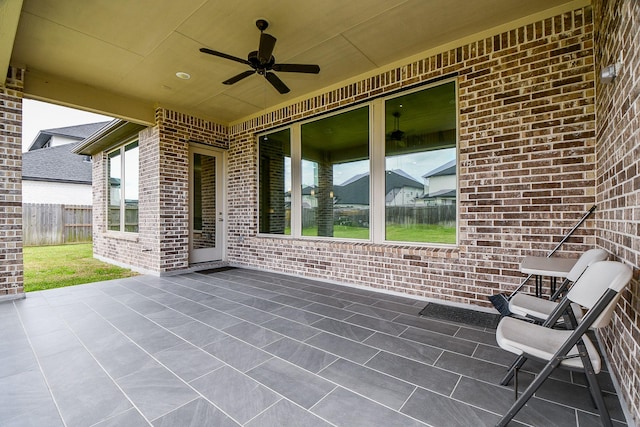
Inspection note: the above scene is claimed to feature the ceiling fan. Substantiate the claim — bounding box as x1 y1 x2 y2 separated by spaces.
199 19 320 94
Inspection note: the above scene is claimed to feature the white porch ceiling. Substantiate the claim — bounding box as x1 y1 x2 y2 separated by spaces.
7 0 582 125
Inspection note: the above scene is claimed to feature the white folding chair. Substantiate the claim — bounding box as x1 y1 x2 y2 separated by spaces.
495 261 633 427
508 248 608 321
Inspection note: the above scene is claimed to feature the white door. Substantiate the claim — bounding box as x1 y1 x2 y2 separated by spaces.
189 147 224 263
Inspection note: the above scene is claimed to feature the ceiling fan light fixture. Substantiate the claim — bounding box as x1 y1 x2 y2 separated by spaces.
175 71 191 80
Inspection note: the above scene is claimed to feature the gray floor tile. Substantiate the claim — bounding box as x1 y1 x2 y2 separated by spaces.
366 351 460 395
536 377 626 422
246 399 332 427
269 294 314 308
319 358 415 410
577 410 627 427
247 358 335 409
394 314 461 335
435 350 508 383
305 332 379 364
261 316 321 341
344 302 400 320
116 364 198 421
82 332 156 380
452 376 578 426
0 369 64 427
191 366 281 424
401 387 501 427
311 387 425 427
303 303 353 320
472 343 518 366
333 292 380 306
146 308 193 329
226 304 277 324
199 295 244 312
345 313 409 336
191 309 243 330
223 321 284 347
169 320 228 348
152 397 239 427
93 408 151 427
264 338 338 373
271 305 325 324
311 317 375 342
236 296 285 312
400 327 477 356
154 342 223 382
455 326 498 345
203 336 272 372
166 299 211 316
363 332 442 364
372 300 421 316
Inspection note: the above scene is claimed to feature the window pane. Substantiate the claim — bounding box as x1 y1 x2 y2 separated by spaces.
384 82 457 244
301 106 370 239
107 150 121 231
123 142 139 232
259 129 291 235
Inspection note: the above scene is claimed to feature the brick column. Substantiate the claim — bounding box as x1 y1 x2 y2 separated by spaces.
0 67 25 301
317 159 334 237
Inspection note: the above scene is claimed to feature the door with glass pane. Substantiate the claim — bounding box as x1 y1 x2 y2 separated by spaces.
189 147 224 263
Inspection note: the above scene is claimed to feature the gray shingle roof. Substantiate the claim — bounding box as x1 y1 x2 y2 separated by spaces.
29 121 111 150
333 170 422 205
22 143 92 184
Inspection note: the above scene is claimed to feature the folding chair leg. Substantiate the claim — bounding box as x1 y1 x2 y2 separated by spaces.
578 347 613 427
500 354 527 386
496 358 559 427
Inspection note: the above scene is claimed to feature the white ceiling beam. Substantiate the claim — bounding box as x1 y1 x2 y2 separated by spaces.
0 0 23 86
24 69 156 125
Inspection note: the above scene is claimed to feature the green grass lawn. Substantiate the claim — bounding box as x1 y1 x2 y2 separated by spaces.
23 243 137 292
288 224 455 243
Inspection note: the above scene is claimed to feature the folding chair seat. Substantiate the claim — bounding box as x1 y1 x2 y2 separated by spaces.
509 248 608 322
495 261 633 427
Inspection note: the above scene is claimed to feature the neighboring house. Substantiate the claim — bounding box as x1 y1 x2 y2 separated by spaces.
333 170 424 208
420 159 456 205
22 122 110 204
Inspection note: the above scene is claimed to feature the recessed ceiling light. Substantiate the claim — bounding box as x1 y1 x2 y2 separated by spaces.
175 71 191 80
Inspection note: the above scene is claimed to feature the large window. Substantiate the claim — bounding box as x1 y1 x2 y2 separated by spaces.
258 79 457 245
258 129 291 235
301 107 370 239
385 82 457 243
108 141 139 232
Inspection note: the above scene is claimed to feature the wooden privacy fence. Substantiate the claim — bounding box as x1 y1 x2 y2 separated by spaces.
23 204 92 246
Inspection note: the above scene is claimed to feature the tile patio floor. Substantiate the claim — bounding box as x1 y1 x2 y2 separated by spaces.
0 268 628 426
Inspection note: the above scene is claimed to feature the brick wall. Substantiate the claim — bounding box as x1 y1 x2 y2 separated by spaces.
593 0 640 422
92 109 227 274
0 67 24 300
227 6 597 306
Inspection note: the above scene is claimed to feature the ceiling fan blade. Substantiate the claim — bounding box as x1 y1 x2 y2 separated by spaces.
265 72 290 94
272 63 320 74
222 70 255 85
258 33 276 63
200 47 251 66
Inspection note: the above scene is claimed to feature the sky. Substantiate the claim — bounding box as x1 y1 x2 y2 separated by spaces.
21 99 113 151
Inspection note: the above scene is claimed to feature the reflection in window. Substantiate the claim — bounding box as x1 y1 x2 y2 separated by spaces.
107 141 139 232
301 106 370 239
259 129 291 235
385 82 456 243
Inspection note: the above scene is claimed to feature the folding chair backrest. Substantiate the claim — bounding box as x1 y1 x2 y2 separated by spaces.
566 248 609 282
567 261 633 328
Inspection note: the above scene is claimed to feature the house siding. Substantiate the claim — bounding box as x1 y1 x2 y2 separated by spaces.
226 6 597 306
593 0 640 422
0 67 24 300
22 180 92 204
